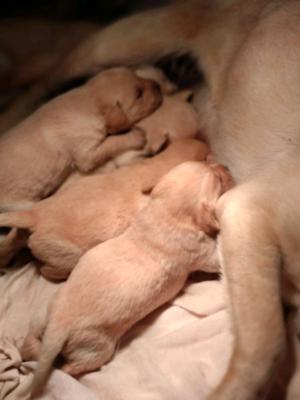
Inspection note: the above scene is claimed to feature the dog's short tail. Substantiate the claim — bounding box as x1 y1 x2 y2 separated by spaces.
0 209 34 230
30 319 69 399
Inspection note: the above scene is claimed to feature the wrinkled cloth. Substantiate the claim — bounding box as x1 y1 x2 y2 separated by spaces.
0 262 232 400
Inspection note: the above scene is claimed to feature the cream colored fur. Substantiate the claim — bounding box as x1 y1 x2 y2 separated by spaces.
13 1 300 399
29 160 232 397
64 89 200 178
0 67 161 211
0 139 208 279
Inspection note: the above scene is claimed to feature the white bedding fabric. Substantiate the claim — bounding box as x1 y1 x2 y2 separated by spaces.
0 262 232 400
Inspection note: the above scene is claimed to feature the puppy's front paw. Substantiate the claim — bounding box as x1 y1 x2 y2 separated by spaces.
127 127 147 150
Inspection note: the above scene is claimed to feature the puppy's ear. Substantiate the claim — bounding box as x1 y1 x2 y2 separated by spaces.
100 102 130 133
197 201 219 237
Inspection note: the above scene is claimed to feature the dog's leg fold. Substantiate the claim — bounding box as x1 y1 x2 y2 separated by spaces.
209 189 285 400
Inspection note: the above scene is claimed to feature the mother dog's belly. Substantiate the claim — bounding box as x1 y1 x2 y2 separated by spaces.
198 1 300 183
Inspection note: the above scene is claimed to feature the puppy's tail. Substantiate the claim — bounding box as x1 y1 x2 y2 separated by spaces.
0 209 34 230
30 320 69 399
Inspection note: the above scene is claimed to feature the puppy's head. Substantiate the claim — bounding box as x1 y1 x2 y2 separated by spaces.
89 67 162 133
139 93 199 154
151 161 234 236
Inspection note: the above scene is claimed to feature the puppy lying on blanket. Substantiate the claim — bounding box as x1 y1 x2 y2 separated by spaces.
0 139 208 279
28 160 233 395
0 67 161 211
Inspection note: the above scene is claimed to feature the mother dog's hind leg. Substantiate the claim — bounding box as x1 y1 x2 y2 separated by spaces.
209 186 285 400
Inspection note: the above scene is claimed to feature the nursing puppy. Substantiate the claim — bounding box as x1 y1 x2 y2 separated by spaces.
0 139 208 279
123 90 198 157
0 67 161 211
82 90 199 174
11 1 300 399
29 160 233 395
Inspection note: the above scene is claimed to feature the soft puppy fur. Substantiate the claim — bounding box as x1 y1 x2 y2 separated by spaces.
20 2 300 399
74 89 200 175
121 89 199 159
0 67 161 211
0 139 208 279
4 1 300 398
28 160 232 396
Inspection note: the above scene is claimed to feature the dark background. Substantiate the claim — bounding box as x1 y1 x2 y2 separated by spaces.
0 0 169 22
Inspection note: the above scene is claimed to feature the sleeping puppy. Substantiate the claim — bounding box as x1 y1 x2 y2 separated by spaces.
70 89 199 175
117 89 198 161
27 160 233 396
0 67 161 211
0 139 208 279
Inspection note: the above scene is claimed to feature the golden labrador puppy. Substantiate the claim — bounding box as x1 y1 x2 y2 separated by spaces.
0 67 161 212
85 90 200 173
28 160 232 396
0 65 174 132
134 90 198 154
55 68 183 177
0 139 208 279
12 1 300 399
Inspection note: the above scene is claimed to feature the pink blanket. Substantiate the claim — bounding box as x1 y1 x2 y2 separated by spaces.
0 262 232 400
